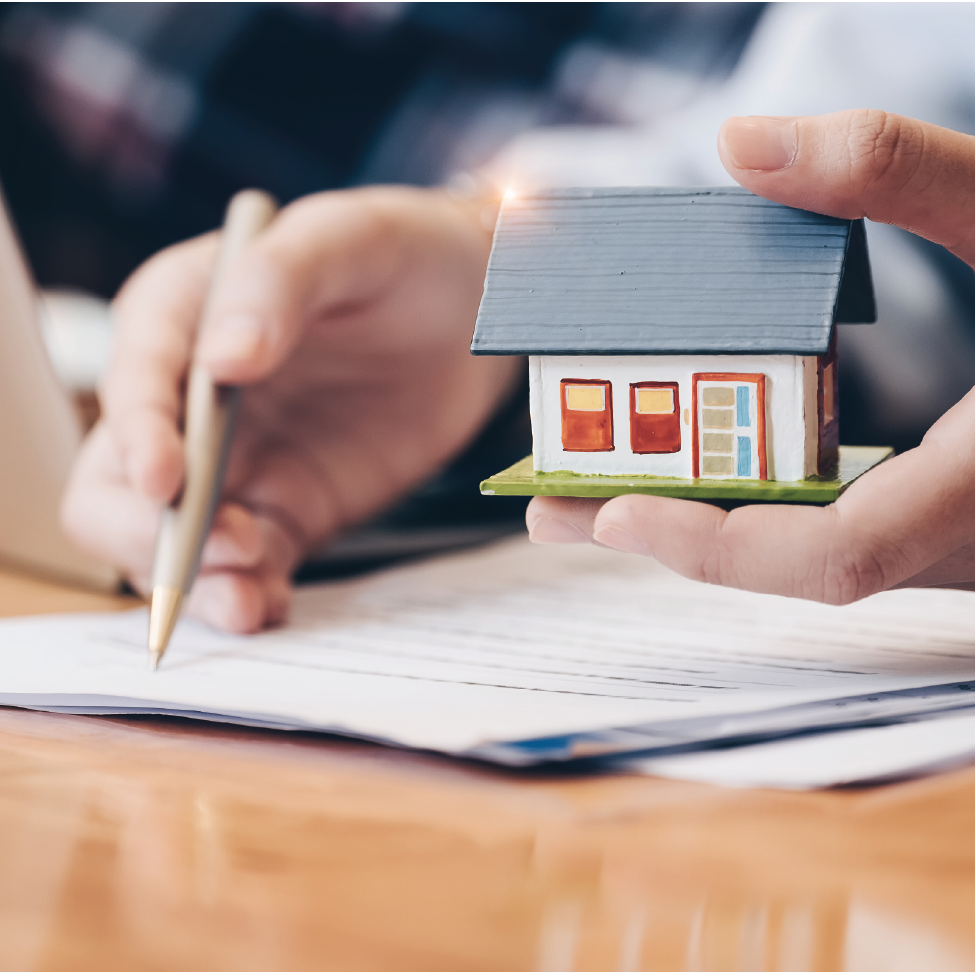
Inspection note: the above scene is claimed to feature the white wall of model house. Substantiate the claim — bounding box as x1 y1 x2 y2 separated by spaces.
529 354 820 481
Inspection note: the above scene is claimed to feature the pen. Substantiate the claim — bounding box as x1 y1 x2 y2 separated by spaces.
148 189 278 669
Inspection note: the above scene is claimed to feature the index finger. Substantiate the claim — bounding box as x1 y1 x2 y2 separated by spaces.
100 233 217 500
718 110 975 266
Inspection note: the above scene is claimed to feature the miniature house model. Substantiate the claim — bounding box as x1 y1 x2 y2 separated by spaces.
471 187 877 490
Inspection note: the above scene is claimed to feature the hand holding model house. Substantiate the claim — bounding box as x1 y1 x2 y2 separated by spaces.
527 111 974 601
62 111 974 631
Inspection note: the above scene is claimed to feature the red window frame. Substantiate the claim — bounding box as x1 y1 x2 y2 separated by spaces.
629 382 681 454
560 379 614 452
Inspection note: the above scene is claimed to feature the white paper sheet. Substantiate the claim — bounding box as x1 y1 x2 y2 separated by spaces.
614 712 975 789
0 538 971 762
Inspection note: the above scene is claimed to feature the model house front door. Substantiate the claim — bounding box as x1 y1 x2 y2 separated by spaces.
692 373 767 480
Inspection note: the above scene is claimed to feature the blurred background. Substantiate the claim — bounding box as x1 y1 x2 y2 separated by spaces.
0 2 768 293
0 1 972 568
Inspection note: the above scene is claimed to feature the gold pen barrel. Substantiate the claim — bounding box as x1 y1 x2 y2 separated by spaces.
148 371 240 663
148 189 279 667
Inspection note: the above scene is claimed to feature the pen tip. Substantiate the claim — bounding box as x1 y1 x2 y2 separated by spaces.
147 585 183 670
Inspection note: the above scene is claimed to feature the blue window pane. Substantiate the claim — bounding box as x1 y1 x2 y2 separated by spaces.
736 386 750 427
737 436 752 477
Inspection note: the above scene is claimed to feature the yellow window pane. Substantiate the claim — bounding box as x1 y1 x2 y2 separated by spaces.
565 385 605 411
702 455 733 475
635 388 674 414
702 387 735 407
703 432 733 453
702 408 734 429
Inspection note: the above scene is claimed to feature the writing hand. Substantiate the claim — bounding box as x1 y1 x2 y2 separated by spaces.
527 110 974 601
63 187 518 631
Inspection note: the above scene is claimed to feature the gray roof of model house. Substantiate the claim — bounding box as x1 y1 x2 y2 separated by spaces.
470 187 875 357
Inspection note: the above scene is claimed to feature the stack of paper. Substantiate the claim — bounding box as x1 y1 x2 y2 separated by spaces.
0 537 971 788
613 713 974 789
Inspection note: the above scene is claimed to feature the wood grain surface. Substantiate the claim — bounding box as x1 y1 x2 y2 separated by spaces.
0 564 971 971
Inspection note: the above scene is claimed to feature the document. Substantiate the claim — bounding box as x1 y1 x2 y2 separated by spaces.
0 537 971 769
615 712 975 789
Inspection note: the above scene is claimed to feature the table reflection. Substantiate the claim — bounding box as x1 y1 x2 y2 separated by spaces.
0 709 970 971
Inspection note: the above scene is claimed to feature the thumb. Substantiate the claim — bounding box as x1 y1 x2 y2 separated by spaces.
718 110 975 267
196 190 403 383
194 223 306 384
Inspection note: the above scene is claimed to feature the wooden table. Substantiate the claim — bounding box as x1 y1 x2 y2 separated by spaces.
0 566 971 971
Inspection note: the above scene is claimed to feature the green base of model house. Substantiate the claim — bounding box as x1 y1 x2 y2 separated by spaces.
481 446 894 504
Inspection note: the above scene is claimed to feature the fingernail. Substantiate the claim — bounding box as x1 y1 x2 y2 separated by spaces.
528 517 589 545
198 313 264 362
722 117 797 171
200 530 258 569
592 523 649 555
